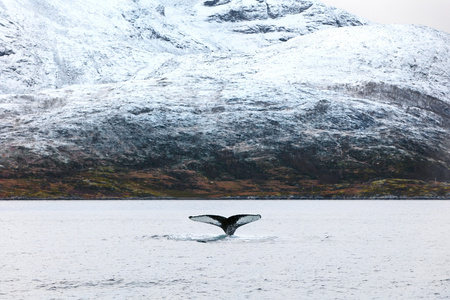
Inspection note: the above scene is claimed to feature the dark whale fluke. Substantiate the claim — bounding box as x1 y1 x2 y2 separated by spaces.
189 214 261 235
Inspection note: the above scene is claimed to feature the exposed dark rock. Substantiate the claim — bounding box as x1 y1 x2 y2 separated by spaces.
204 0 231 7
207 0 314 22
0 48 14 56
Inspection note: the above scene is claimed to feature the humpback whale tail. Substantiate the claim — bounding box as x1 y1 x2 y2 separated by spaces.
189 214 261 235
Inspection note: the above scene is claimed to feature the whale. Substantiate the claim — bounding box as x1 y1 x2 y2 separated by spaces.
189 214 261 235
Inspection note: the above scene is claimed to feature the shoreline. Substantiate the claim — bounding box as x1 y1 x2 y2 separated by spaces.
2 196 449 200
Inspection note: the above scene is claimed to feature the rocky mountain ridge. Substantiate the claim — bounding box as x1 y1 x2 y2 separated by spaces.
0 0 368 93
0 0 449 198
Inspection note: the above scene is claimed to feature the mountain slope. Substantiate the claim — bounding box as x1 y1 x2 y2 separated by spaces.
0 0 368 93
0 0 449 198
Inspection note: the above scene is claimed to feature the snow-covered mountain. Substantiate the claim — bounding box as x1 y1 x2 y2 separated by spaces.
0 0 368 93
0 0 449 198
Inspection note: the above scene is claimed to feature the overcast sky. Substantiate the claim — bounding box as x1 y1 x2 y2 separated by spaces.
321 0 450 33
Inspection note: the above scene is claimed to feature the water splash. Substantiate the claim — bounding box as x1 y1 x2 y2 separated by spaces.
140 234 278 243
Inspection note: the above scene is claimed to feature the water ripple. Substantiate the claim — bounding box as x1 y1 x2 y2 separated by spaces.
37 278 124 291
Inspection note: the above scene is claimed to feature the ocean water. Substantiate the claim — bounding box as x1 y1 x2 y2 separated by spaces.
0 200 449 299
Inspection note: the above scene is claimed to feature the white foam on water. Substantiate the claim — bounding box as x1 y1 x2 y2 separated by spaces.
140 234 278 243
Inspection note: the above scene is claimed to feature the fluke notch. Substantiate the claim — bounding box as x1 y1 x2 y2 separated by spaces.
189 214 261 235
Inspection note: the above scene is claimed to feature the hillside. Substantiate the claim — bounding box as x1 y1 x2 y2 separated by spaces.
1 0 449 198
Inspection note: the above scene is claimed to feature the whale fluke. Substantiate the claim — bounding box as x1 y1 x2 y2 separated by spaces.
189 214 261 235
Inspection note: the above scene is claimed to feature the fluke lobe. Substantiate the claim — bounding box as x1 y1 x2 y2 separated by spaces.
189 214 261 235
